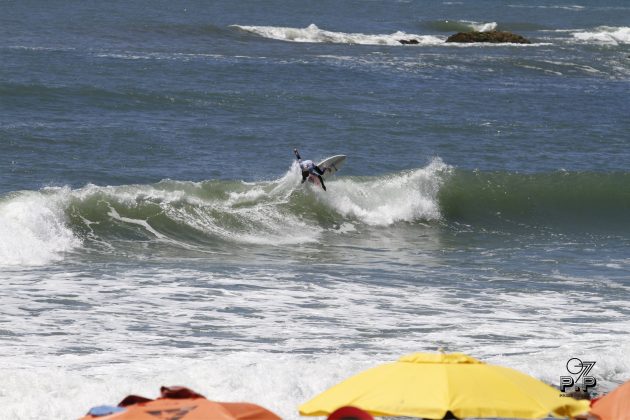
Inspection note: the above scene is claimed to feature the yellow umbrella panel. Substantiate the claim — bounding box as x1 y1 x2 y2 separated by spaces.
299 353 589 419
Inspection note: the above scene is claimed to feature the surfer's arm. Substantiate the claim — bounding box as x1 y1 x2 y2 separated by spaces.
293 148 301 161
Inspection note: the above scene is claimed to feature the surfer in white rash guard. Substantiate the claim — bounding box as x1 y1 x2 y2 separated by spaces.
294 148 326 191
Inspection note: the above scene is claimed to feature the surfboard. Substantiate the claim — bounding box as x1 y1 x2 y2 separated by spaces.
307 155 346 187
317 155 346 179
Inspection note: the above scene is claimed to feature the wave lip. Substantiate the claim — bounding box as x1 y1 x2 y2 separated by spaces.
231 23 445 46
427 20 497 33
571 26 630 45
0 189 79 266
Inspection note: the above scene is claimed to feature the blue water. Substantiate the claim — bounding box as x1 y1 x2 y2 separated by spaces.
1 1 629 418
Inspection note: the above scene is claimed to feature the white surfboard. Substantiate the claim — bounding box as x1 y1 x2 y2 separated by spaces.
307 155 346 188
317 155 346 179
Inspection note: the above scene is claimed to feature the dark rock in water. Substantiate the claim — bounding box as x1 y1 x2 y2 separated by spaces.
445 31 531 44
398 39 419 45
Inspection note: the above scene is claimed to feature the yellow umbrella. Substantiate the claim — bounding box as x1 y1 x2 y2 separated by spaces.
299 353 589 419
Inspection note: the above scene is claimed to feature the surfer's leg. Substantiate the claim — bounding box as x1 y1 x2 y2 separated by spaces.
314 165 325 176
318 175 326 191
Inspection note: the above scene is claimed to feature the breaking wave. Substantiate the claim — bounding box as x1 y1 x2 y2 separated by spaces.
0 160 448 266
0 190 79 266
232 22 630 48
231 23 445 46
2 159 630 266
571 26 630 45
426 20 498 33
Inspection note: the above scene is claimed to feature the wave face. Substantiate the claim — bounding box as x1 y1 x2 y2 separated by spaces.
231 23 445 45
439 170 630 230
3 161 630 266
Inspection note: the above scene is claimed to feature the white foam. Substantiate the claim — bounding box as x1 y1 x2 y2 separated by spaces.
464 20 498 32
0 189 79 266
508 4 585 11
518 64 564 76
170 166 319 246
93 51 227 62
6 45 76 52
0 176 323 266
232 23 445 46
80 177 318 247
1 266 628 419
572 26 630 45
321 158 449 225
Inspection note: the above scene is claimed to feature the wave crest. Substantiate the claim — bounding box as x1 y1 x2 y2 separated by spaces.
0 189 79 266
322 159 448 225
571 26 630 45
427 20 498 33
231 23 445 46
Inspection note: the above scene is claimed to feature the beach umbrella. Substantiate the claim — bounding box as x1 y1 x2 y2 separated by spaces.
589 379 630 420
327 406 374 420
299 353 589 419
80 386 281 420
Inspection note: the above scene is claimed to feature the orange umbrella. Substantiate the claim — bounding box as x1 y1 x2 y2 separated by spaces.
590 380 630 420
80 386 281 420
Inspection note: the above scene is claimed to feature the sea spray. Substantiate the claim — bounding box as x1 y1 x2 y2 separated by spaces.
0 189 79 266
426 20 498 33
572 26 630 45
321 158 449 225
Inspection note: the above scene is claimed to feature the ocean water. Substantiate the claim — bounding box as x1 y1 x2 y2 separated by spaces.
1 0 630 418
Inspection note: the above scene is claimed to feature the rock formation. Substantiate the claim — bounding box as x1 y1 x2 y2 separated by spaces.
446 31 531 44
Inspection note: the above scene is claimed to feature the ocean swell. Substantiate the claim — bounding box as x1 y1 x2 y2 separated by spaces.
3 163 630 267
439 170 630 229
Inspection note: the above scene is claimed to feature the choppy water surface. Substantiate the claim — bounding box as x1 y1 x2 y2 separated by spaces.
1 1 629 418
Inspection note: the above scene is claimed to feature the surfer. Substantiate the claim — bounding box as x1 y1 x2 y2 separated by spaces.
294 148 326 191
